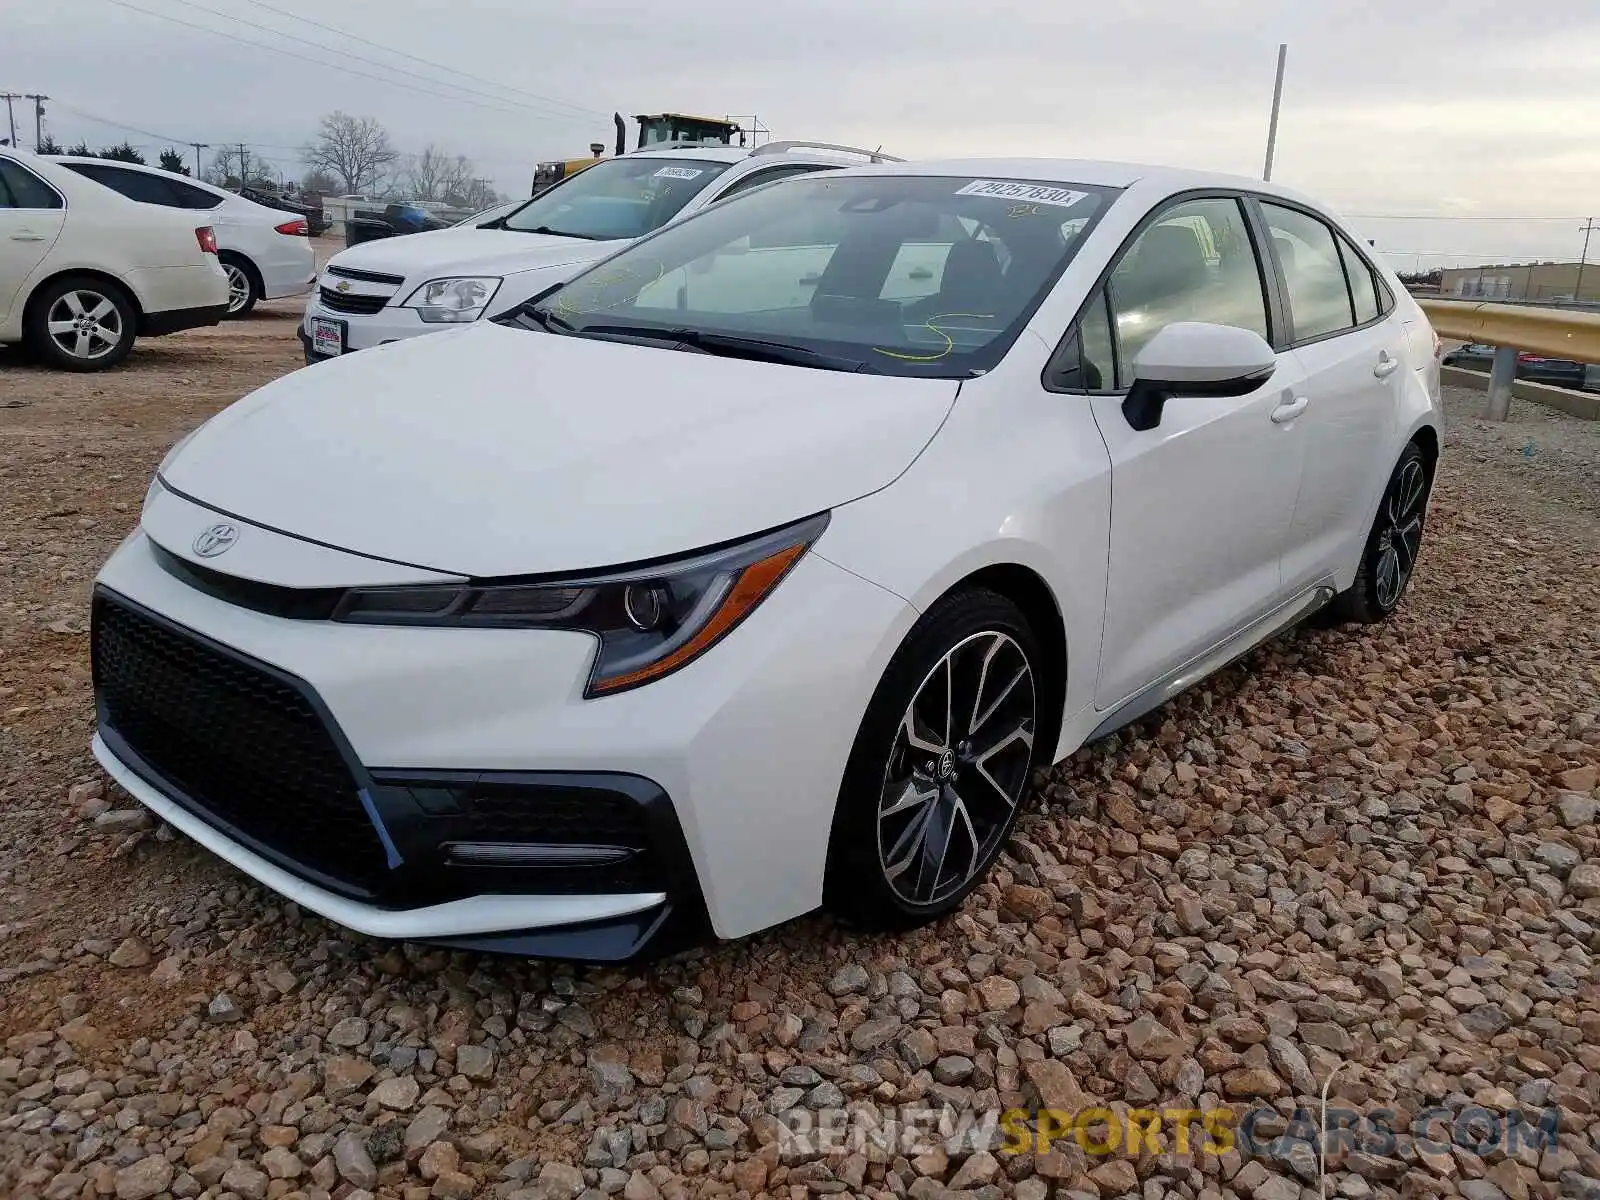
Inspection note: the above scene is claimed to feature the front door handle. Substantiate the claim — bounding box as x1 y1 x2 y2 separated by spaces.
1270 395 1310 424
1374 351 1400 378
9 231 45 242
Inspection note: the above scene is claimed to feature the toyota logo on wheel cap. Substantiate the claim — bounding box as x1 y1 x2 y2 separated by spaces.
193 522 239 558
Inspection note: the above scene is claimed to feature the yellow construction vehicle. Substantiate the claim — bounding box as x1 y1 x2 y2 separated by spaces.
531 112 749 196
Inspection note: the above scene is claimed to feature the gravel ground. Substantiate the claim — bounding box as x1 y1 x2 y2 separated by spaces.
2 346 1598 1200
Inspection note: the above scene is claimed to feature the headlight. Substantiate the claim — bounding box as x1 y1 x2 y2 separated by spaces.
402 276 502 323
334 514 828 697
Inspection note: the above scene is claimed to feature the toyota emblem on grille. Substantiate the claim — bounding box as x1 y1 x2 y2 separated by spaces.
193 522 238 558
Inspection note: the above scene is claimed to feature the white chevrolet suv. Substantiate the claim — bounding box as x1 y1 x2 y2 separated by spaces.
299 140 896 362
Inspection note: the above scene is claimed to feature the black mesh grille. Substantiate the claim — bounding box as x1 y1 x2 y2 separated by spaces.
92 593 388 895
318 287 388 315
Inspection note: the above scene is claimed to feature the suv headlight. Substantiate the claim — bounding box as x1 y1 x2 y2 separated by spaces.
402 276 503 323
333 514 828 697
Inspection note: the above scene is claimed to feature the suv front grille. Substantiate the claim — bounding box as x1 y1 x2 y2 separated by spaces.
318 287 389 315
92 592 388 896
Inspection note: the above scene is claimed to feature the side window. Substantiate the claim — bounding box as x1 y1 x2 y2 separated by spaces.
1048 290 1116 390
0 159 64 209
63 163 181 207
172 180 224 210
1260 202 1356 341
1106 196 1269 385
1336 235 1380 324
715 164 834 203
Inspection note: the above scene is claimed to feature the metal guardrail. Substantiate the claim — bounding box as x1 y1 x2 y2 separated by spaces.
1420 299 1600 362
1419 299 1600 419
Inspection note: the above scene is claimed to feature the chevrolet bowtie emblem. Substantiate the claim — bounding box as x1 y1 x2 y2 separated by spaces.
335 280 352 293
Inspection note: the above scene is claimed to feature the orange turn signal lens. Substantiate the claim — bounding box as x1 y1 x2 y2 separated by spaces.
587 541 807 695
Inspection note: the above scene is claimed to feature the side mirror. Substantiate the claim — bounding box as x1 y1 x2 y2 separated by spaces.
1123 322 1276 431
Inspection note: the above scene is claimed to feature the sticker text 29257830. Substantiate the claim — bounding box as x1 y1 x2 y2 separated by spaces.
954 180 1087 208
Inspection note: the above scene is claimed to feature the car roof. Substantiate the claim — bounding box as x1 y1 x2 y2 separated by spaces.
622 146 753 164
824 156 1328 205
53 155 230 196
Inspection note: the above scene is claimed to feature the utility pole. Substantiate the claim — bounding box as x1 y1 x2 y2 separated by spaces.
1262 44 1288 181
24 93 47 150
189 142 209 177
1576 217 1596 305
0 93 19 147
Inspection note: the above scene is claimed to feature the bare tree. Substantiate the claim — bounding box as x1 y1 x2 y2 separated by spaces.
301 112 397 196
404 144 475 203
299 167 338 198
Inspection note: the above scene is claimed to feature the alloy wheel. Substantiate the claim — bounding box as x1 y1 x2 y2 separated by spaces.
877 631 1035 906
224 264 251 314
1373 457 1427 609
46 290 123 362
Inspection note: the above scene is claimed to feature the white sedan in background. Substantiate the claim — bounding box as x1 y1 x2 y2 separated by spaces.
0 147 228 370
55 157 316 318
92 158 1440 958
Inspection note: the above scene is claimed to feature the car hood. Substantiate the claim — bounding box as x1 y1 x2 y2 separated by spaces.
328 226 618 282
160 324 957 577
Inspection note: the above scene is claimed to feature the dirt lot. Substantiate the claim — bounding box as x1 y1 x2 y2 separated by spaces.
1 309 1599 1200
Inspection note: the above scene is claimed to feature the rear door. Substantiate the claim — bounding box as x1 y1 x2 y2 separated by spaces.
1254 200 1400 593
0 157 67 328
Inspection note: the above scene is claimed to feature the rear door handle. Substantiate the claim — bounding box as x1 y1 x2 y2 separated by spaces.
1270 395 1310 424
9 232 45 242
1374 351 1400 378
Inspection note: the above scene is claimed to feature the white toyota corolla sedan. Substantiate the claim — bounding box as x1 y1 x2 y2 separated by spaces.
91 158 1441 960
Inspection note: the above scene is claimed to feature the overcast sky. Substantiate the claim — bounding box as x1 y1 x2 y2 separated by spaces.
6 0 1598 269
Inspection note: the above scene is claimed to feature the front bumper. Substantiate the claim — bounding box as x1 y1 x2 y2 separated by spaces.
300 295 433 361
91 522 914 950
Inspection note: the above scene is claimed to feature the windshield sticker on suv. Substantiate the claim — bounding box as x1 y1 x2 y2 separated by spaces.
955 180 1087 208
654 166 704 180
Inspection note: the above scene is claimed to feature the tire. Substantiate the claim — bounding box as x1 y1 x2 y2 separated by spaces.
824 587 1044 930
219 253 260 318
1328 441 1432 624
23 275 137 371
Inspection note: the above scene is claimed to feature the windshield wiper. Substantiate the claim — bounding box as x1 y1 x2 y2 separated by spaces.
519 306 577 333
571 325 883 374
509 224 601 240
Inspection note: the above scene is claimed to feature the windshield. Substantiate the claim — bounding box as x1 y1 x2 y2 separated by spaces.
509 174 1118 377
502 156 732 241
457 198 525 227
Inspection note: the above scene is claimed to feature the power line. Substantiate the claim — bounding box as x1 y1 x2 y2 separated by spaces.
1347 213 1584 221
51 102 190 147
163 0 603 124
98 0 585 123
236 0 606 121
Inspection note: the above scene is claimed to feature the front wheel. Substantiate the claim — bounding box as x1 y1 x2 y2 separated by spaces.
824 588 1043 930
1328 442 1432 624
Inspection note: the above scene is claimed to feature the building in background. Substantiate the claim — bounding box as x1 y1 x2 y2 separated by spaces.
1438 261 1600 303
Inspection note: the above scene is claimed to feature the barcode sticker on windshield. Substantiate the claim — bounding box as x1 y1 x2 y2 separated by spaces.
955 180 1087 207
654 166 704 180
